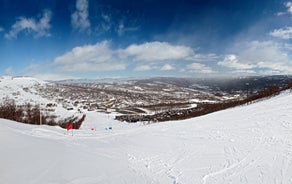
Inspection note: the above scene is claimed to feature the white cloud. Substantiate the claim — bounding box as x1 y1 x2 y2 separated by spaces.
161 64 174 71
220 41 292 74
54 41 112 64
5 10 51 39
52 41 219 74
285 2 292 15
186 63 215 74
53 41 125 72
134 64 174 72
134 65 152 71
218 54 255 70
121 41 218 63
0 27 4 32
71 0 90 32
257 61 292 73
277 2 292 16
122 41 194 62
270 27 292 39
240 41 290 64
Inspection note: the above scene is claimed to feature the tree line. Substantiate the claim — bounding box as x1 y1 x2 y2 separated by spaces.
0 97 85 129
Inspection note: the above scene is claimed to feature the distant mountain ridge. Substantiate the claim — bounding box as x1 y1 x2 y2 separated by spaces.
54 75 292 94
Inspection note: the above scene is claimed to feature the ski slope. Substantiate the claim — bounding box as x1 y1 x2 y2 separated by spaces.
1 91 292 184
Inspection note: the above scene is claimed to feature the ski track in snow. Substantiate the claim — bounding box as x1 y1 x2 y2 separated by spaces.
1 91 292 183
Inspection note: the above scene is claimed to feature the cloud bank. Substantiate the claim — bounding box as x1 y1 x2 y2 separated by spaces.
53 41 216 74
186 63 215 74
219 41 292 74
53 41 125 72
121 42 194 62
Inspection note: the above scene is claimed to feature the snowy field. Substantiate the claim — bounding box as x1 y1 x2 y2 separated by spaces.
1 91 292 184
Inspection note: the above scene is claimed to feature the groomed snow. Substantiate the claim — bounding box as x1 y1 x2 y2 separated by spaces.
1 91 292 184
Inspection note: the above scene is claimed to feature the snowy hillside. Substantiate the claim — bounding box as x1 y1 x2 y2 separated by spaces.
1 90 292 183
0 76 83 124
0 76 46 103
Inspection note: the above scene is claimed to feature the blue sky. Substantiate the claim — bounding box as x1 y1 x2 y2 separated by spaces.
1 0 292 80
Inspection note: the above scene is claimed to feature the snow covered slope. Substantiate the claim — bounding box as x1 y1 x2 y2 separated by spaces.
0 76 82 122
1 91 292 184
0 76 47 103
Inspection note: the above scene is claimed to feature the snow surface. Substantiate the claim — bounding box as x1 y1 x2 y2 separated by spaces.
1 91 292 184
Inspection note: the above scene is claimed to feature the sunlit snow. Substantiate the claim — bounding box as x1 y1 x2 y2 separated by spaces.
1 88 292 183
